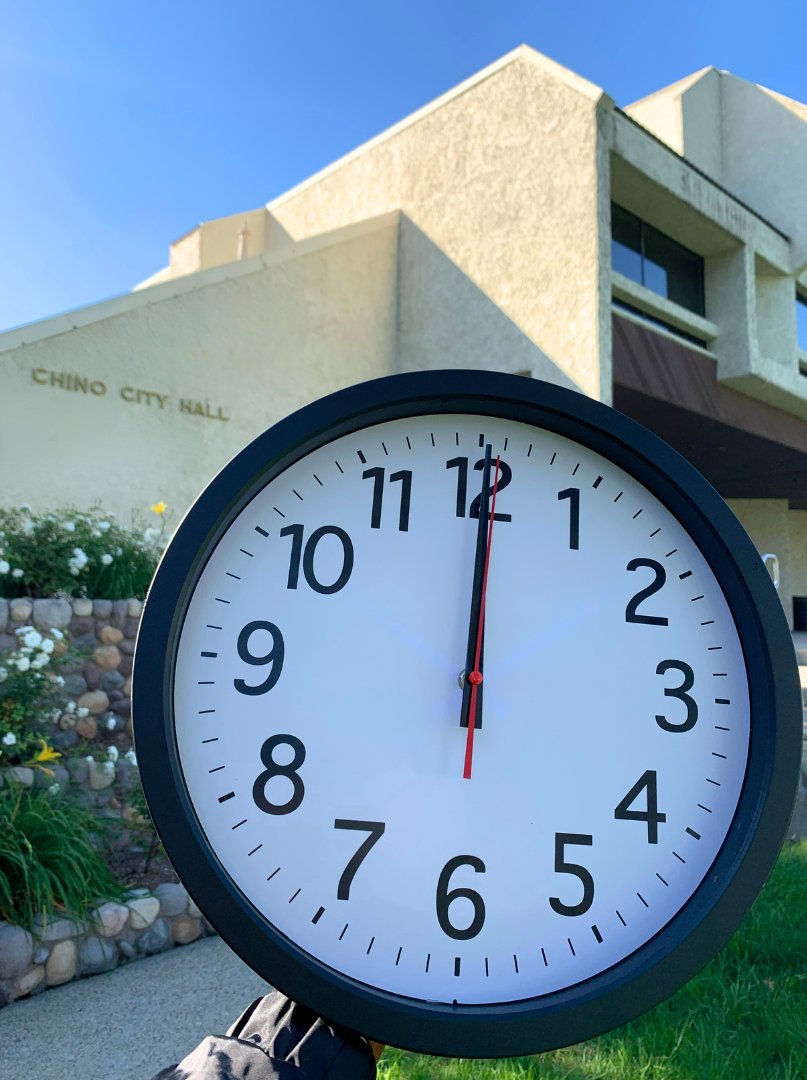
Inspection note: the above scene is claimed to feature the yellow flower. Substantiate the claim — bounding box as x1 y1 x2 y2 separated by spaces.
26 739 62 774
150 501 167 515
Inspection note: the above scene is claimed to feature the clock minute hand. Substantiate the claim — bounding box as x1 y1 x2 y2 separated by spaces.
461 447 501 780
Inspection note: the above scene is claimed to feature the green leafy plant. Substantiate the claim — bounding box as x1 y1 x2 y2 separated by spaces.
0 503 168 599
0 782 124 928
0 626 74 766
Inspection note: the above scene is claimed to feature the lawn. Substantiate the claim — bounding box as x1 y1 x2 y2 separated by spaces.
378 841 807 1080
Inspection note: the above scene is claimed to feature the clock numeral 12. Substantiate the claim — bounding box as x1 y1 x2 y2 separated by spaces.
362 468 412 531
446 456 512 521
280 524 354 594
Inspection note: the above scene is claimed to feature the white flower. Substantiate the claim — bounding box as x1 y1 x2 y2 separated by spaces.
105 716 116 731
102 760 115 774
107 745 119 762
52 675 65 687
77 706 89 718
50 628 64 640
11 568 23 579
0 560 9 574
91 529 101 538
2 732 17 746
115 547 123 556
124 749 137 766
98 520 110 531
66 700 76 712
84 755 94 764
14 656 30 672
101 553 113 566
40 638 54 655
47 783 60 796
63 521 75 532
31 653 49 670
22 520 34 535
69 566 80 576
22 630 42 648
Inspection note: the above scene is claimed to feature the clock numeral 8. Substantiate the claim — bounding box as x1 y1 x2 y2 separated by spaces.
234 621 284 696
436 855 486 940
252 734 306 816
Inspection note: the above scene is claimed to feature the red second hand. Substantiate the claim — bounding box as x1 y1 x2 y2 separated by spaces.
463 455 500 780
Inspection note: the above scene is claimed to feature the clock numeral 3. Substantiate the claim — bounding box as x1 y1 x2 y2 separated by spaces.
280 524 354 594
334 819 386 900
436 855 486 940
233 620 284 695
655 660 698 732
362 467 412 531
549 833 594 917
446 456 512 522
614 770 666 844
625 558 668 626
252 734 306 816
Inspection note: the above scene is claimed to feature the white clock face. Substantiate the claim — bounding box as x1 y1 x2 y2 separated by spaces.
173 413 749 1006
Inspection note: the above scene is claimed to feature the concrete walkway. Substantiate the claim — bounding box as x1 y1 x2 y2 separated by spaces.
0 936 268 1080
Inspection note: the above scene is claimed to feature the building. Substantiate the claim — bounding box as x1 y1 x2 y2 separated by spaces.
2 46 807 624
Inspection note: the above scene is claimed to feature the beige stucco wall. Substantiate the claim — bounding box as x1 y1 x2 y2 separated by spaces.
726 498 793 627
265 52 608 401
0 219 399 520
787 510 807 601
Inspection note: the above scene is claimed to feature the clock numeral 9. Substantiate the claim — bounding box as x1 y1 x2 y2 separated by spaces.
252 734 306 816
549 833 594 917
625 558 668 626
446 457 512 522
436 855 486 940
614 770 666 844
655 659 698 732
362 468 412 531
234 621 284 695
280 524 354 594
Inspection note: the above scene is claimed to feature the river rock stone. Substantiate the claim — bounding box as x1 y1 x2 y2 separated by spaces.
100 669 125 692
154 883 188 918
125 616 141 639
136 917 172 955
99 625 123 645
119 638 136 655
72 598 93 616
112 698 131 717
62 673 88 698
33 915 83 942
0 598 7 633
111 600 129 629
9 598 32 622
0 633 14 652
32 597 72 630
93 901 129 937
128 896 160 930
79 934 118 975
74 716 98 740
93 599 113 618
12 965 44 999
51 729 79 751
0 926 33 979
118 655 134 677
94 645 121 671
45 939 76 985
67 757 90 784
187 896 203 920
32 946 49 965
88 760 115 791
5 767 34 787
83 659 101 689
128 599 143 618
69 615 95 637
118 939 136 959
171 915 201 945
78 689 109 715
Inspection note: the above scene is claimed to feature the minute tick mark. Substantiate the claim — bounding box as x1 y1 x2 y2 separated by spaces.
312 907 325 924
687 827 702 840
225 572 241 580
593 476 603 488
273 507 285 518
239 549 253 557
254 526 269 537
357 451 367 464
200 651 217 658
218 791 235 802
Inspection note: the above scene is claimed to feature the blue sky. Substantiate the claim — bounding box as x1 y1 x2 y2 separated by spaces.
1 0 805 332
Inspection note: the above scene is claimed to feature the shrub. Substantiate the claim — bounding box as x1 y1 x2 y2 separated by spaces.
0 626 73 767
0 782 124 928
0 504 167 599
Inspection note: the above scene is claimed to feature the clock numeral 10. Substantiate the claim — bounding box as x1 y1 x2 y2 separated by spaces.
280 524 354 594
362 468 412 531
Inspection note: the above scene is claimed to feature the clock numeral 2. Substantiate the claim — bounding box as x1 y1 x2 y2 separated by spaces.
446 456 512 521
280 524 354 594
549 833 594 917
234 620 284 695
614 770 666 844
362 468 412 531
334 819 386 900
436 855 486 940
253 734 306 816
625 558 668 626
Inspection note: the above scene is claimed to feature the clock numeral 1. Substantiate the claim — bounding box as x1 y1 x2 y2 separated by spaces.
625 558 668 626
362 467 412 531
280 524 354 594
549 833 594 917
446 456 512 522
557 487 580 550
436 855 486 940
252 734 306 816
614 769 666 844
656 659 698 732
233 620 284 696
333 819 386 900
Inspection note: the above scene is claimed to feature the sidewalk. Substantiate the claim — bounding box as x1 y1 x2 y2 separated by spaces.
0 936 268 1080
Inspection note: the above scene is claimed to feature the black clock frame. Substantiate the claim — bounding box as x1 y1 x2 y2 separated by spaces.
133 369 801 1058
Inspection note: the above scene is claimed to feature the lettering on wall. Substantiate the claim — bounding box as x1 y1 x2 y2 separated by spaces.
30 369 230 422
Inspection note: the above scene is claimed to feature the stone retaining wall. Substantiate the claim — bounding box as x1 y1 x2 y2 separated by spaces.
0 882 214 1006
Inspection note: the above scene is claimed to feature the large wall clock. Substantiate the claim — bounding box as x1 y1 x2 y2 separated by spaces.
133 370 800 1058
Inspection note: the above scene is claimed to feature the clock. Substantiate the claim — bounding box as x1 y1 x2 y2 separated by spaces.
133 370 800 1058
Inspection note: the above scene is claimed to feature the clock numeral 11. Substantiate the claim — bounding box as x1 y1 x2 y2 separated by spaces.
362 468 412 531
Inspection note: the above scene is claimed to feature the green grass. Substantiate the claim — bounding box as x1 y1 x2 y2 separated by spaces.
379 842 807 1080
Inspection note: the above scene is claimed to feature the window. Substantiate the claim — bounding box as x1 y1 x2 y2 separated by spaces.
611 204 705 317
797 292 807 353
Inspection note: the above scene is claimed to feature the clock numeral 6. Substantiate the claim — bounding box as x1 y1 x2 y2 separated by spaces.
549 833 594 917
446 456 512 522
362 467 412 531
280 524 354 594
625 558 668 626
614 770 666 844
436 855 486 940
234 621 285 696
252 734 306 816
655 659 698 732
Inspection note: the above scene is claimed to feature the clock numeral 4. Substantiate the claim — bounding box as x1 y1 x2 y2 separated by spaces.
614 770 666 844
549 833 594 917
233 620 284 695
625 558 668 626
253 734 306 816
436 855 486 940
334 819 386 900
656 660 698 732
362 468 412 531
280 524 354 594
446 456 512 522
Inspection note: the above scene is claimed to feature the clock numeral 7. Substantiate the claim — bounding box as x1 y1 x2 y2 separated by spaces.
280 524 354 594
234 620 284 695
334 819 386 900
446 457 512 521
549 833 594 917
614 770 666 844
362 468 412 531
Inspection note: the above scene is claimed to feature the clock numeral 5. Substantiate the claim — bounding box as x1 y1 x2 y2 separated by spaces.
436 855 486 940
362 468 412 531
614 770 666 844
334 819 386 900
625 558 668 626
234 621 285 695
656 660 698 732
253 734 306 816
446 456 512 522
280 524 354 594
549 833 594 917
